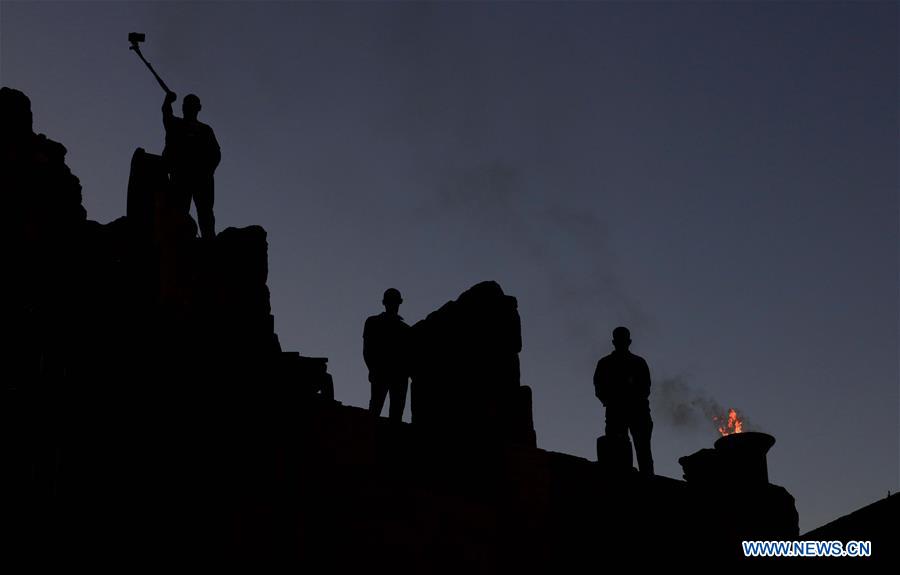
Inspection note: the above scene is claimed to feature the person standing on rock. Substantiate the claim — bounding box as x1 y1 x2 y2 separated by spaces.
162 91 220 239
363 288 411 422
593 326 654 476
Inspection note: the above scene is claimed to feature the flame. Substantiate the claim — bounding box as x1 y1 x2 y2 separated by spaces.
713 408 743 436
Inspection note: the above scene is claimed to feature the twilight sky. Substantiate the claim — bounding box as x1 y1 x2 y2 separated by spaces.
2 1 897 533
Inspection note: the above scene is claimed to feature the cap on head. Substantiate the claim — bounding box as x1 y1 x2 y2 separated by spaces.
612 326 631 344
183 94 201 114
383 288 402 305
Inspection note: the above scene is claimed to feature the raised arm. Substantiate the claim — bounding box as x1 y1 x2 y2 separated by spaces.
162 91 177 131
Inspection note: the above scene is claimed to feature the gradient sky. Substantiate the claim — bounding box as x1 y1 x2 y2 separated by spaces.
2 1 897 533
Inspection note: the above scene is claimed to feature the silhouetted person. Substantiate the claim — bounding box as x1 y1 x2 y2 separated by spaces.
593 326 654 476
364 288 410 422
162 91 220 239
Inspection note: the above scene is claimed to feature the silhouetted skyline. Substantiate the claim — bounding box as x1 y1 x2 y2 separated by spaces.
2 1 896 532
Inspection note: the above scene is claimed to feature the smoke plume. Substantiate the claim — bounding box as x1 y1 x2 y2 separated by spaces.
652 375 757 436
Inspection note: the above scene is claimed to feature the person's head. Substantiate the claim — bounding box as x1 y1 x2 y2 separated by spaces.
382 288 402 314
182 94 201 120
612 326 631 351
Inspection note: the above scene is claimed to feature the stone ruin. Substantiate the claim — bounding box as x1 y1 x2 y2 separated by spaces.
410 280 536 447
3 86 818 571
3 85 332 400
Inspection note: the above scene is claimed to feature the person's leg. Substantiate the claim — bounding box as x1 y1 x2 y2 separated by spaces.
368 375 388 416
170 171 192 215
194 178 216 239
629 412 654 476
604 407 627 438
388 376 409 422
604 407 633 470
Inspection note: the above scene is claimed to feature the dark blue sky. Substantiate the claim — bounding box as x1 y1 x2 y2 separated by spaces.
3 1 897 533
